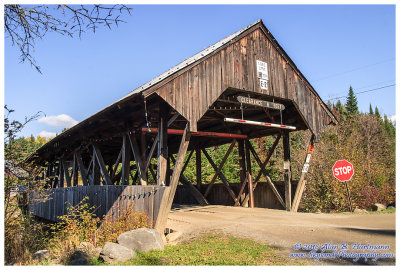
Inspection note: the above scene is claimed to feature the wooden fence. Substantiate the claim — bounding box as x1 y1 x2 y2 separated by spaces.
29 185 166 225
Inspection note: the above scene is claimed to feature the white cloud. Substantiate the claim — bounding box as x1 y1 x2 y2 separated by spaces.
38 114 78 128
38 131 57 139
389 115 396 124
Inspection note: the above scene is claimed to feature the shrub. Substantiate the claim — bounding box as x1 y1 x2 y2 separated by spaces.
47 196 152 263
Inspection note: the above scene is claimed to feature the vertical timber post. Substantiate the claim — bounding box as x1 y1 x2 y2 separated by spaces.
196 148 202 190
92 152 101 186
291 135 315 212
141 132 147 181
121 135 131 185
282 131 292 211
238 139 247 205
157 105 168 185
155 122 191 233
58 159 64 188
72 153 78 186
245 140 254 208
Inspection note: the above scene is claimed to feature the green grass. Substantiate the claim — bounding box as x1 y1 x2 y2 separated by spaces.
90 233 306 266
367 207 396 214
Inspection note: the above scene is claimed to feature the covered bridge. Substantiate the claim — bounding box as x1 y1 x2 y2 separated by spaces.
27 20 337 233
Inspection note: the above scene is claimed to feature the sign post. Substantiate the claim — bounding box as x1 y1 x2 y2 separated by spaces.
332 160 354 212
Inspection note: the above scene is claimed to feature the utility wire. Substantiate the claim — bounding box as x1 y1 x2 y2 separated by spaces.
325 84 396 102
314 58 395 82
324 79 395 100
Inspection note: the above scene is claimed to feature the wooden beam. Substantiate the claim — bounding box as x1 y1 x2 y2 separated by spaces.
202 142 238 204
155 122 191 233
242 134 282 207
93 143 113 185
72 153 79 186
235 140 247 206
128 134 148 185
142 128 248 139
121 135 131 185
170 155 209 206
75 152 89 186
58 159 64 188
282 131 292 211
62 159 72 187
196 148 201 190
248 141 285 208
91 150 101 185
245 140 254 208
157 107 168 185
182 149 194 174
111 147 122 184
291 135 315 212
144 136 158 174
202 140 237 198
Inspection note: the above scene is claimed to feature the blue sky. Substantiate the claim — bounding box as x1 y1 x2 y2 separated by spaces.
4 4 396 139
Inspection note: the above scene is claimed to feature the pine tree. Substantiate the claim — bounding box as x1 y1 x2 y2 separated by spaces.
369 104 374 115
345 86 358 115
374 106 381 118
335 100 345 121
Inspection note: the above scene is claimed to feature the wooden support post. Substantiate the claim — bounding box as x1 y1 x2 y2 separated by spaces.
241 135 282 206
62 159 72 187
72 153 79 186
202 148 239 205
236 140 247 205
92 151 101 185
129 134 148 185
76 152 89 186
291 135 315 212
93 143 112 185
196 148 202 190
245 140 255 208
166 156 171 186
58 160 64 188
157 106 168 185
121 135 131 185
170 155 209 206
111 147 122 184
202 139 237 198
155 123 191 233
282 131 292 211
141 132 147 180
248 139 285 208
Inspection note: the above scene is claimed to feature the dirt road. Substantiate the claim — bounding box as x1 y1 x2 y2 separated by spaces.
166 205 396 265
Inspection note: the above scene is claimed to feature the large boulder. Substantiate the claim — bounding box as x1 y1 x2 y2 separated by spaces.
99 242 136 264
353 207 368 214
117 228 164 252
166 231 183 246
372 203 386 211
68 250 90 265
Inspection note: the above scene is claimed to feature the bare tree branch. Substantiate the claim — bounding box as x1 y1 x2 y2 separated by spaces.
4 4 132 73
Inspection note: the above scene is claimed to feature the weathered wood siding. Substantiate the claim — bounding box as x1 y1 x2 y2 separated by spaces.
155 26 334 135
29 185 166 225
174 181 297 210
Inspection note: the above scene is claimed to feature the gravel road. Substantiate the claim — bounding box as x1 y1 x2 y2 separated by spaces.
166 205 395 265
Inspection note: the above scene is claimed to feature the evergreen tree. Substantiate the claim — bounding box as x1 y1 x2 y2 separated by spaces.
374 106 381 118
369 104 374 115
345 86 358 115
327 101 332 110
335 100 346 121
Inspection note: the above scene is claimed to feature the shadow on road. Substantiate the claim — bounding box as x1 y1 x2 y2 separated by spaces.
340 227 395 236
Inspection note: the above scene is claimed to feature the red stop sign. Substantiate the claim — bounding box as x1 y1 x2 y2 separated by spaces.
332 160 354 182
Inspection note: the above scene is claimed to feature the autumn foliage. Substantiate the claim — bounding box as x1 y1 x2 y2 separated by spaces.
301 113 395 212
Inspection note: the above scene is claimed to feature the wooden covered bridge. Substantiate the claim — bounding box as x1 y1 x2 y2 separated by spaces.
27 20 337 233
